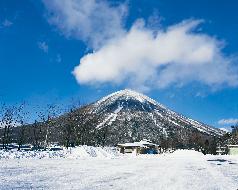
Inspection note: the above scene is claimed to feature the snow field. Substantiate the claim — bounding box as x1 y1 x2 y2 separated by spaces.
0 149 237 190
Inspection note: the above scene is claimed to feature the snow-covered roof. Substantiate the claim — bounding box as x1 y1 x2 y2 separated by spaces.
227 145 238 147
117 142 145 147
118 139 159 147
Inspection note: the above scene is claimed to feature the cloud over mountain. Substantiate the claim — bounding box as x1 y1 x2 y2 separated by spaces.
73 19 238 91
42 0 127 49
43 0 238 92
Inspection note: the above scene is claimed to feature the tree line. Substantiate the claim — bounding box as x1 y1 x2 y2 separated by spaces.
0 101 113 150
0 101 235 154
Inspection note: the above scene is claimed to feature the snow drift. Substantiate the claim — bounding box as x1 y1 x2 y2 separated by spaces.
0 146 120 159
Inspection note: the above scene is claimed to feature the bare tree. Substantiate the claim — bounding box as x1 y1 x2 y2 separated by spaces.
15 102 29 150
1 106 17 149
35 110 47 148
63 108 78 148
43 104 60 148
32 120 40 149
0 103 5 149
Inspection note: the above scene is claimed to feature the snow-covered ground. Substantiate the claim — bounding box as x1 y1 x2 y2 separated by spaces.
0 149 237 190
0 146 120 159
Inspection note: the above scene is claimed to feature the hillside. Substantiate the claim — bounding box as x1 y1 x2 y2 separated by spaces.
91 89 223 136
48 89 224 151
1 89 225 152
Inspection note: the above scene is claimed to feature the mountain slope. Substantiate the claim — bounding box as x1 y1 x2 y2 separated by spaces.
58 89 223 149
7 89 224 150
89 89 223 137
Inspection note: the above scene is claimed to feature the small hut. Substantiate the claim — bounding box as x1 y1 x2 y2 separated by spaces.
117 139 160 155
227 145 238 155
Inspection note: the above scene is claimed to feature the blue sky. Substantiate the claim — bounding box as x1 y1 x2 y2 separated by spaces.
1 0 238 129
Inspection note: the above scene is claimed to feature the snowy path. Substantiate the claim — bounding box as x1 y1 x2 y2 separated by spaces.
0 150 237 190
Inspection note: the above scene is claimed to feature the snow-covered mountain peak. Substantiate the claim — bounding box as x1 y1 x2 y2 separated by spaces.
91 89 225 137
94 89 165 109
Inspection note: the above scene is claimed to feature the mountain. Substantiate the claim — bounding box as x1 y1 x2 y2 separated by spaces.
56 89 224 149
91 89 223 135
2 89 225 152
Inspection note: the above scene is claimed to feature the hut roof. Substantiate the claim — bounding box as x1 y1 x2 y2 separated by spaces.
227 144 238 147
118 139 159 148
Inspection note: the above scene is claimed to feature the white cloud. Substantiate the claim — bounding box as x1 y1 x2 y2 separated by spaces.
38 41 49 53
218 118 238 125
73 19 238 91
2 19 13 27
42 0 238 91
42 0 127 49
